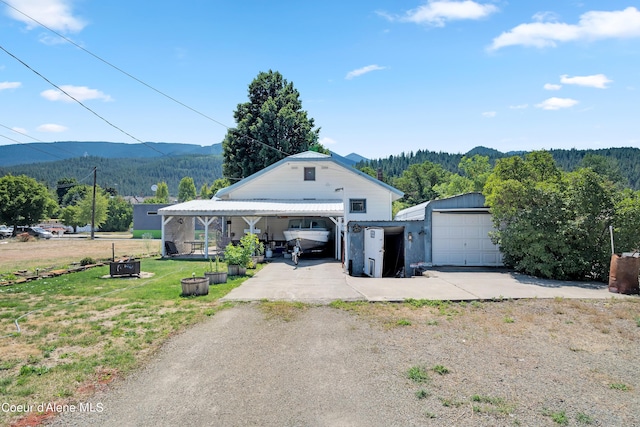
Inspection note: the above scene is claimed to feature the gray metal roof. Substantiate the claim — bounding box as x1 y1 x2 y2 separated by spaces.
158 199 343 217
394 192 487 221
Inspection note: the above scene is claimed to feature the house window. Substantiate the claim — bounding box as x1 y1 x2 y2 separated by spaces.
304 167 316 181
349 199 366 213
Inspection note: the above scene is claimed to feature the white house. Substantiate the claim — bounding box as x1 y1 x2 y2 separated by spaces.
158 151 404 266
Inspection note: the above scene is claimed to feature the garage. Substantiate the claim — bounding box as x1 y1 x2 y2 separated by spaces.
431 210 502 267
393 192 504 268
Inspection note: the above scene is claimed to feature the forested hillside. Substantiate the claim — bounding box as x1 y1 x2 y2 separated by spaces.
3 143 640 196
0 155 224 197
361 146 640 190
0 141 221 167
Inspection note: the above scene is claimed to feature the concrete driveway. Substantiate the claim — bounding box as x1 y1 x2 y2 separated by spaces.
221 258 635 303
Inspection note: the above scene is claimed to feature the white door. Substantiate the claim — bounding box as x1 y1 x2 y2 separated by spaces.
432 213 502 267
364 227 384 277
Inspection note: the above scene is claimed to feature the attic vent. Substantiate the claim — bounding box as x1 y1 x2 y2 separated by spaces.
321 166 328 169
303 198 316 200
291 166 299 169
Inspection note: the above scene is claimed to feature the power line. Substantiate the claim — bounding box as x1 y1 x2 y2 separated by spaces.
0 43 166 156
0 132 65 160
0 0 293 158
0 0 230 130
0 122 88 159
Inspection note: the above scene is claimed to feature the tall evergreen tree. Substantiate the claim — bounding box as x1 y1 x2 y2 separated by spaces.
222 70 320 179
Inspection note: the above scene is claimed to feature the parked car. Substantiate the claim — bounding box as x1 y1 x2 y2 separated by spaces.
16 226 53 239
31 227 53 239
38 224 69 236
0 225 12 238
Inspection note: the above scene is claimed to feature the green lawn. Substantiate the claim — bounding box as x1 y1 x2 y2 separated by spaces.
0 258 253 426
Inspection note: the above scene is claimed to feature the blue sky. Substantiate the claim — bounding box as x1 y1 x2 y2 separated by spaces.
0 0 639 159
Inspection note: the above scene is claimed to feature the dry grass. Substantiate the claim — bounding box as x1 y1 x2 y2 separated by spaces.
0 234 160 274
330 298 640 426
259 300 309 322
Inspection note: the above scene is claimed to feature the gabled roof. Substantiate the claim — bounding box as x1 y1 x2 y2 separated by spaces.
215 151 403 199
394 192 488 221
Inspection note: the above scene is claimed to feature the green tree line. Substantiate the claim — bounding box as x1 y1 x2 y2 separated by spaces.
0 154 224 197
360 146 640 190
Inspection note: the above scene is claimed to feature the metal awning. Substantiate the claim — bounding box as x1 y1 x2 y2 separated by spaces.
158 199 344 217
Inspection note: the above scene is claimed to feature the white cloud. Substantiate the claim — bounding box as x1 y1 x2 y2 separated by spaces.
489 7 640 50
532 11 560 23
535 97 579 110
560 74 612 89
37 123 67 132
0 82 22 90
12 127 28 135
544 83 562 90
5 0 86 33
384 0 498 27
509 104 528 109
0 81 22 90
345 65 386 80
40 85 112 102
320 137 337 146
482 111 496 118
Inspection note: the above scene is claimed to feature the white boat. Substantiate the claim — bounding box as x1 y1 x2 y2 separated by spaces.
283 218 331 251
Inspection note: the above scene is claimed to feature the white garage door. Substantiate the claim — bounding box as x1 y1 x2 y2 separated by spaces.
432 212 503 267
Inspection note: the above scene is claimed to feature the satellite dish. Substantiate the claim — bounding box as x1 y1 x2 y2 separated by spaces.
151 184 158 192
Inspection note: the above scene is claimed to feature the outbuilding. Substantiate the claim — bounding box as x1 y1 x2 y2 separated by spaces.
394 192 503 267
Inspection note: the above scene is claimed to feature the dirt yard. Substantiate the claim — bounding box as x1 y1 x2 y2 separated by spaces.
0 235 160 274
46 300 639 427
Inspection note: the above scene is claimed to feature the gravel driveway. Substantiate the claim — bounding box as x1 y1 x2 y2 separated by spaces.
46 299 639 427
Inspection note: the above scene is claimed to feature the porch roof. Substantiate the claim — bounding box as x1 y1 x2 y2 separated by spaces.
157 198 344 217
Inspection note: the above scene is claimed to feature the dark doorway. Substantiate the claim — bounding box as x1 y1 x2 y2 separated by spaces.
382 226 405 277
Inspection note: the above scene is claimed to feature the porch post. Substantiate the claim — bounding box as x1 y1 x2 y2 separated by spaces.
328 217 340 260
241 216 261 235
161 216 173 257
197 216 217 258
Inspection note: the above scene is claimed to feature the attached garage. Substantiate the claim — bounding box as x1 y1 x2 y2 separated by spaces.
431 210 502 267
394 192 504 268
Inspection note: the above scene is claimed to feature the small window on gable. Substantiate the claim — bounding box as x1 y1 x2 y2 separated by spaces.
304 167 316 181
349 199 366 213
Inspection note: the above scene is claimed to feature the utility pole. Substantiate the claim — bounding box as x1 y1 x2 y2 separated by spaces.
91 167 97 240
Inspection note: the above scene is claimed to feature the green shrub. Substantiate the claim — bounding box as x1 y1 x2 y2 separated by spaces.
80 257 96 266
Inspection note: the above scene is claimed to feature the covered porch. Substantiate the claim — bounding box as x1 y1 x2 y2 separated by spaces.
157 199 346 261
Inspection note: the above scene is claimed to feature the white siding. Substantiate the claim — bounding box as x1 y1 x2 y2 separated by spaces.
225 161 395 221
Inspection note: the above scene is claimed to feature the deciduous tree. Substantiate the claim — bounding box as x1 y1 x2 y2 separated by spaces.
177 177 197 203
0 175 57 231
484 151 616 281
101 196 133 232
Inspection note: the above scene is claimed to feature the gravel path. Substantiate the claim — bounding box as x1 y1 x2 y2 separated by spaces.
46 301 640 427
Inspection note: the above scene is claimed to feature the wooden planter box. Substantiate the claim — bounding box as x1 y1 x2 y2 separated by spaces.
204 271 228 285
227 265 247 276
110 260 140 277
181 277 209 296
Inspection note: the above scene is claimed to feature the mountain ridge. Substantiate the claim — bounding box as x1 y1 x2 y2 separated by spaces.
3 142 640 194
